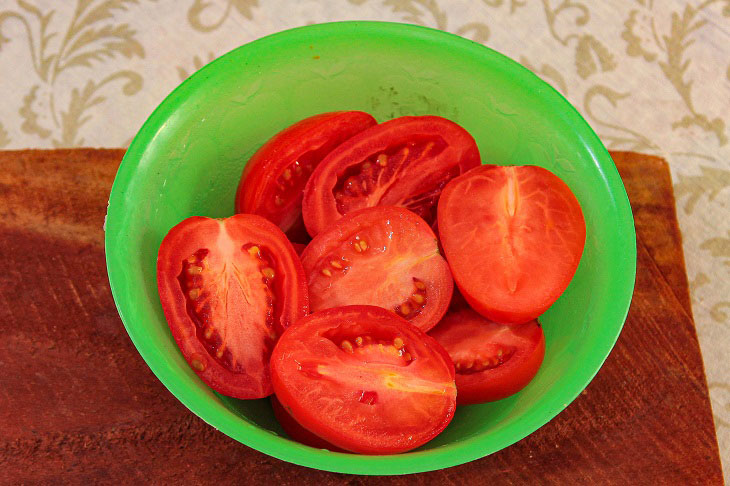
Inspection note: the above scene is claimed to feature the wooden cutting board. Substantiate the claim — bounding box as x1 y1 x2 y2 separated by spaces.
0 150 723 485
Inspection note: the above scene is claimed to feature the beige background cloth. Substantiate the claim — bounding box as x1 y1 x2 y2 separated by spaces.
0 0 728 476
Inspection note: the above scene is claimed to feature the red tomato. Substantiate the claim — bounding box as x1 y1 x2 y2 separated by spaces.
235 111 376 241
270 396 345 452
438 165 586 323
299 206 453 332
302 115 480 236
270 305 456 454
430 308 545 404
157 214 309 399
291 242 306 256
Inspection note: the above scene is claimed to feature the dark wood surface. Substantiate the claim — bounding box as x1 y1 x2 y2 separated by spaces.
0 149 723 485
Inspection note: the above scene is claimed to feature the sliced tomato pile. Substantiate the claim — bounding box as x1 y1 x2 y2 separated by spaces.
235 111 376 241
438 165 586 323
157 214 308 399
270 306 456 454
300 206 452 332
157 111 586 454
302 116 480 236
429 308 545 405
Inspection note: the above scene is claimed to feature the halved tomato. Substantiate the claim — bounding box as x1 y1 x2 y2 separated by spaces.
438 165 586 323
270 306 456 454
291 242 306 256
429 308 545 404
302 115 480 236
157 214 308 399
235 111 376 241
270 396 345 452
299 206 453 332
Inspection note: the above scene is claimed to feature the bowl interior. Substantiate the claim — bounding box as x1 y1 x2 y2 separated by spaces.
106 21 635 475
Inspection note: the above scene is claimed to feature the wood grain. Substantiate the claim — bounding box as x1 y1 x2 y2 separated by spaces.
612 151 692 314
0 149 723 485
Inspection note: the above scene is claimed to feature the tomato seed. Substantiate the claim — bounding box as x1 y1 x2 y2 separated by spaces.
187 265 202 275
188 288 200 300
321 268 332 277
191 358 206 372
341 340 354 353
330 260 343 269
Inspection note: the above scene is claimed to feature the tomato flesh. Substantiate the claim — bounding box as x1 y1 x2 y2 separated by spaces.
235 111 376 240
429 308 545 404
157 214 309 399
270 305 456 454
299 206 453 332
438 165 586 323
302 115 480 236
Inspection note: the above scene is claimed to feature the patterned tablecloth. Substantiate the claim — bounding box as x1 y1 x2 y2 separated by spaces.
0 0 727 476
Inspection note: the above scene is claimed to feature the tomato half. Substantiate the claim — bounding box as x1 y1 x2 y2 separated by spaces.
438 165 586 323
302 115 480 236
291 242 306 256
270 396 345 452
429 308 545 404
157 214 309 399
270 305 456 454
235 111 376 241
299 206 453 332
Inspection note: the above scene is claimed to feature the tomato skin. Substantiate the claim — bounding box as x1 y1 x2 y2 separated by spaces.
235 111 376 239
302 115 480 237
270 305 456 454
291 242 307 256
429 308 545 404
157 214 309 399
438 165 586 324
299 206 453 332
270 396 346 452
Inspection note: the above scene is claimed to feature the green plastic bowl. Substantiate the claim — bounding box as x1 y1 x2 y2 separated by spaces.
106 21 636 475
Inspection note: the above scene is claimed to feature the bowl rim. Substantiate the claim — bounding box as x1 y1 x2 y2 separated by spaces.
105 20 636 475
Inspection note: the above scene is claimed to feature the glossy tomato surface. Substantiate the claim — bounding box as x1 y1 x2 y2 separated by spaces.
236 111 376 240
430 308 545 404
438 165 586 323
157 214 308 399
270 306 456 454
271 396 345 452
300 206 453 332
302 115 480 236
